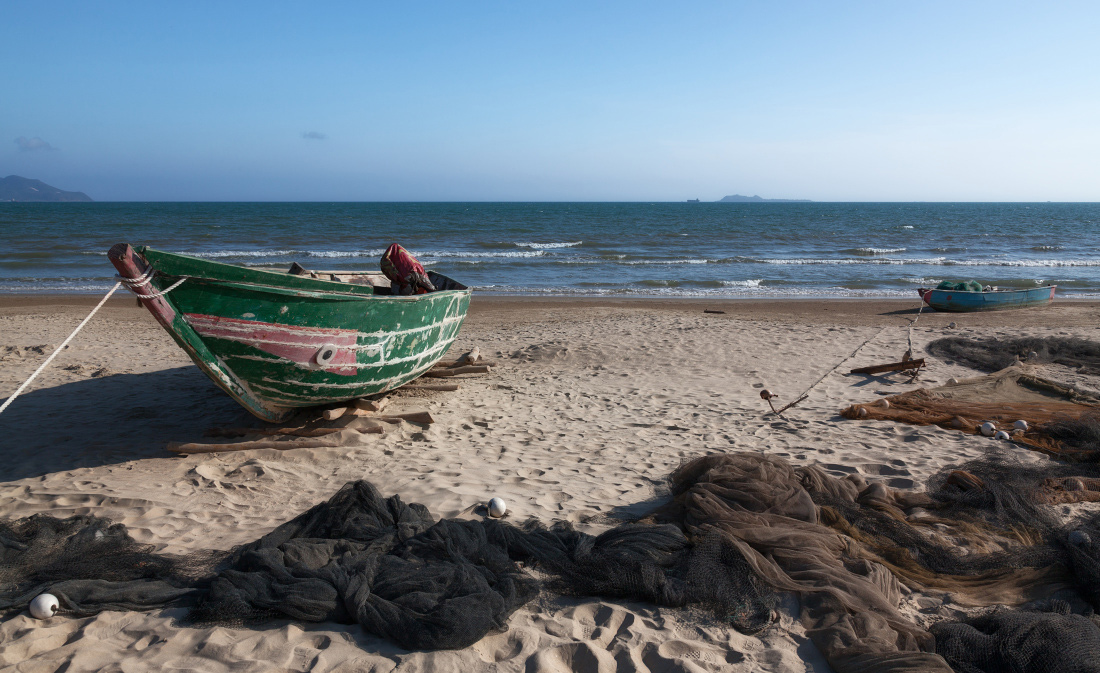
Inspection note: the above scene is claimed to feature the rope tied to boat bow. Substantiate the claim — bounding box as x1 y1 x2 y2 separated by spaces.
116 268 189 299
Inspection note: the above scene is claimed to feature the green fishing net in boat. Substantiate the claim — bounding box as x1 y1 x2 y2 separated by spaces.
936 280 985 292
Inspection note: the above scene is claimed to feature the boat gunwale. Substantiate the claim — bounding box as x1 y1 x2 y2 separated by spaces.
137 246 470 302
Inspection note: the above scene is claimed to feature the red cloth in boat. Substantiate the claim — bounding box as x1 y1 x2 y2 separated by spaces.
380 244 435 295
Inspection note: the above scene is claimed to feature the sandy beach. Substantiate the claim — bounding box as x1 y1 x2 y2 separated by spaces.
2 294 1099 672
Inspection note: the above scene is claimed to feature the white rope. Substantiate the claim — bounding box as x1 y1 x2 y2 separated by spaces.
117 267 156 288
115 269 188 298
0 282 122 416
138 276 188 299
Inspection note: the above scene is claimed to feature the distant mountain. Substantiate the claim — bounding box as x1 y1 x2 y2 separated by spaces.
718 194 811 203
0 175 93 202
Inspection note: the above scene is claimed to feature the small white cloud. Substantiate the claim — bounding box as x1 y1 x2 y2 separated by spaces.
15 136 57 152
301 131 327 140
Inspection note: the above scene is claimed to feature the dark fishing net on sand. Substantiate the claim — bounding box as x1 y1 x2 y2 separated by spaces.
0 514 213 615
8 451 1100 670
0 480 777 651
926 336 1100 375
932 601 1100 673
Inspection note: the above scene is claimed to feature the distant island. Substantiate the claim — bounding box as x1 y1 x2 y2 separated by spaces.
717 194 811 203
0 175 93 202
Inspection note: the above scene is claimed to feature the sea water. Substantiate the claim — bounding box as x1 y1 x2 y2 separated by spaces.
2 202 1098 297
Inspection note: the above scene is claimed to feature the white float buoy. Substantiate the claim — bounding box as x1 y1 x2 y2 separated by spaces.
858 407 869 418
994 430 1010 440
488 497 507 518
947 378 959 386
980 422 997 437
1014 420 1028 432
29 594 59 620
876 399 890 409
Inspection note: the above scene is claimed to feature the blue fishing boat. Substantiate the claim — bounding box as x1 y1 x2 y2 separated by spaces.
917 285 1056 312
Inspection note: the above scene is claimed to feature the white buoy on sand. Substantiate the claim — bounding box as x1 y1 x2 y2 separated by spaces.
1014 420 1029 432
876 399 890 409
488 497 507 518
947 378 959 386
29 594 59 620
980 422 997 437
858 407 869 418
995 430 1010 440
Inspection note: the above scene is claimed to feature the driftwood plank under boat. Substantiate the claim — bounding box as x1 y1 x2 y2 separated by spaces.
424 365 491 378
375 411 435 424
168 438 342 454
401 383 461 392
205 427 342 438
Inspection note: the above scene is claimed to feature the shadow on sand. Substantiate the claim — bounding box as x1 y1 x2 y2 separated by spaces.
0 366 254 482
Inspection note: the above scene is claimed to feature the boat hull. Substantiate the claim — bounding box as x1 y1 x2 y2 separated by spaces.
109 245 470 421
918 286 1056 312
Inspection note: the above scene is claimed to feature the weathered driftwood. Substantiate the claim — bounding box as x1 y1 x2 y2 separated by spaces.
703 309 726 315
452 347 481 366
849 358 926 376
322 407 349 421
402 383 461 392
433 359 495 369
168 438 340 454
375 411 434 424
424 365 491 378
205 427 341 438
356 426 385 435
353 397 389 413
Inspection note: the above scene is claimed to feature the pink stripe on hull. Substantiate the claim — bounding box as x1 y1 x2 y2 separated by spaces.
186 313 361 375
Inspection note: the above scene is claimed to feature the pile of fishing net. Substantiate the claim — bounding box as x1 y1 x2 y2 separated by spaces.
927 336 1100 375
1 479 776 651
936 280 985 292
7 451 1100 672
842 364 1100 461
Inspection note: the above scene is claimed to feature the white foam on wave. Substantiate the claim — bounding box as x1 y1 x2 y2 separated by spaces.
182 250 299 258
746 257 948 265
515 241 583 249
847 247 907 255
743 257 1100 267
621 258 713 265
721 279 764 287
471 283 916 298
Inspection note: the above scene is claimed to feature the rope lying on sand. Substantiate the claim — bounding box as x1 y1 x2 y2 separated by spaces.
0 270 189 416
0 282 122 416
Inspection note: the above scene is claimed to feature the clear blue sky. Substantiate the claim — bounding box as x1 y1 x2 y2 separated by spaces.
3 1 1098 201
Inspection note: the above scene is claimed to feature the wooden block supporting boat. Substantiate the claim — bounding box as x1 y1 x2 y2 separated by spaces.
168 438 342 454
850 359 926 376
452 347 480 366
375 411 434 424
322 407 349 421
424 365 491 378
402 383 461 392
353 397 389 413
205 426 342 438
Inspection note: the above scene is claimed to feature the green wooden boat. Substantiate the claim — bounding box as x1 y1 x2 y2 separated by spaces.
108 244 470 422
